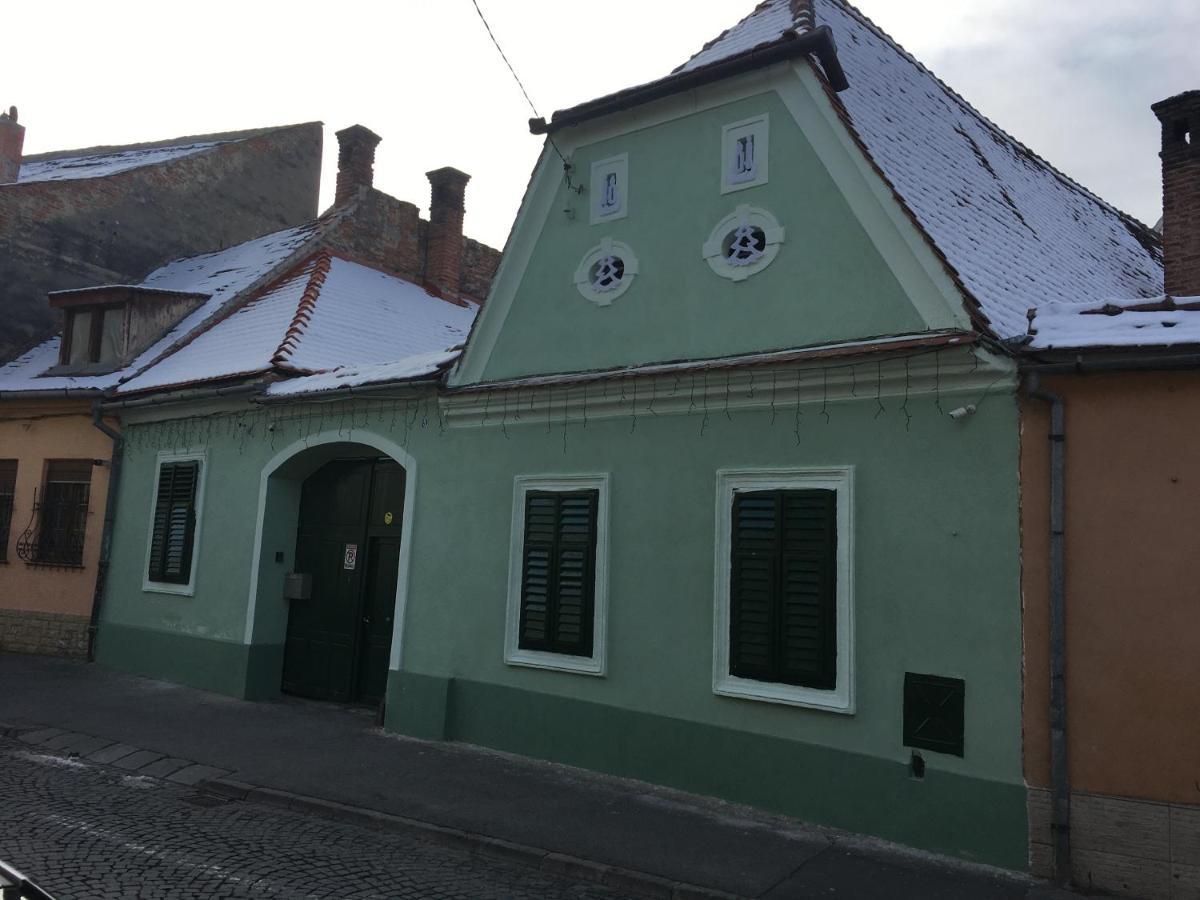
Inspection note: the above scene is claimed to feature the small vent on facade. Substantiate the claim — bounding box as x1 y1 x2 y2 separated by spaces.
903 672 965 757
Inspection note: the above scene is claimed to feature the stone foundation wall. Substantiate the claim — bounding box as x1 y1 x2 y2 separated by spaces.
0 609 89 658
1029 788 1200 898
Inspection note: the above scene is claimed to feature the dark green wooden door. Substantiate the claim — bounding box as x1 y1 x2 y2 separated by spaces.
282 458 404 704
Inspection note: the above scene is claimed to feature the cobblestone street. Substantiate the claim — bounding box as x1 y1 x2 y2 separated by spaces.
0 737 629 899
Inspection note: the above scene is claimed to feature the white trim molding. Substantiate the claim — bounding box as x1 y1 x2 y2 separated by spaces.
712 466 855 713
574 238 640 306
590 153 629 224
721 114 769 193
703 205 785 282
505 473 610 676
142 448 208 597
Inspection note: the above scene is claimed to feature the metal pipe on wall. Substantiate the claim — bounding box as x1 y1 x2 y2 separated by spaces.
87 400 124 662
1025 372 1070 884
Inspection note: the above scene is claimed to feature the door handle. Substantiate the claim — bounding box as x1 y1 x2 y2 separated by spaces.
362 616 371 624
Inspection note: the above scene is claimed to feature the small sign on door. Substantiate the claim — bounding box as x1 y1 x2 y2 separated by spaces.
343 543 358 571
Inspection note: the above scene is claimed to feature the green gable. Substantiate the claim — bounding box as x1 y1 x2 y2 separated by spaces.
456 66 969 386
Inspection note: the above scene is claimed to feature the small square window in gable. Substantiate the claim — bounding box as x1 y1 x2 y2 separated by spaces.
722 115 769 194
590 154 628 224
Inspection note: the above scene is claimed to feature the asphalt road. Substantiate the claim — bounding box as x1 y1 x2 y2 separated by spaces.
0 736 631 900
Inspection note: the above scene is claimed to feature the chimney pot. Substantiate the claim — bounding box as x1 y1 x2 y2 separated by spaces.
334 124 382 206
0 105 25 185
425 167 471 301
1152 90 1200 297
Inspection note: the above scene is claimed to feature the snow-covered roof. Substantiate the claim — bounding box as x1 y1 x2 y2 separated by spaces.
264 352 464 398
0 223 317 394
17 141 226 184
671 0 1163 340
1028 297 1200 351
117 254 478 395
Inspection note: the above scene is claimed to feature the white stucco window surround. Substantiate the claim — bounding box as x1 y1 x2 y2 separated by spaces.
142 448 208 597
574 238 640 306
712 467 855 713
590 153 629 224
703 205 785 282
505 474 610 676
721 115 769 193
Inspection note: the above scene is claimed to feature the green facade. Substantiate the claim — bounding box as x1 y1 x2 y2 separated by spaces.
96 64 1028 868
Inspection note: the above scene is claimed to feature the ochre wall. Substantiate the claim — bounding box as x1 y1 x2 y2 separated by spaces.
0 400 115 617
1022 371 1200 804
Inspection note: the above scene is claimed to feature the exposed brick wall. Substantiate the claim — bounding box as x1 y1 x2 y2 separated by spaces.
324 185 501 304
0 608 89 658
461 236 502 303
0 123 323 361
1152 90 1200 297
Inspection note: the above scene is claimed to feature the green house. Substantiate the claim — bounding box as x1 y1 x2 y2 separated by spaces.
74 0 1162 871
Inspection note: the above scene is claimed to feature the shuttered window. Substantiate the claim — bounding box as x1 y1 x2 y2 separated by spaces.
518 490 598 658
729 489 837 690
147 460 200 585
0 460 16 563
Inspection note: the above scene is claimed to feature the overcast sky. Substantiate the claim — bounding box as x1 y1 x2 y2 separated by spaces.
7 1 1196 249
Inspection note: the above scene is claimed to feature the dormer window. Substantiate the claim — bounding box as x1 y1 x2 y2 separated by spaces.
64 306 125 368
46 285 208 376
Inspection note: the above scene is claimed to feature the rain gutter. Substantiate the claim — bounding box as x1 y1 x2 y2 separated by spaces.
530 26 848 136
1023 371 1070 884
87 400 123 663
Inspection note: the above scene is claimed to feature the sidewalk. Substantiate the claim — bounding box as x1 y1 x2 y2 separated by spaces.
0 654 1074 899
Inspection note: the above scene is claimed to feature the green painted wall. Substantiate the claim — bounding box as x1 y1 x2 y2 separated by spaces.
99 380 1025 866
474 90 929 382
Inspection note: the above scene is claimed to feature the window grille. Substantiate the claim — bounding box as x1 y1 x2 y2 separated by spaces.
17 460 92 567
0 460 16 563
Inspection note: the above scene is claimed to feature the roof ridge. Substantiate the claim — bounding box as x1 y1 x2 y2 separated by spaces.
271 252 333 367
21 122 322 164
820 0 1158 238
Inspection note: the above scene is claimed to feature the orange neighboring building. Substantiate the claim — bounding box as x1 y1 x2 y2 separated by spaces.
0 118 321 657
1020 91 1200 899
0 399 118 657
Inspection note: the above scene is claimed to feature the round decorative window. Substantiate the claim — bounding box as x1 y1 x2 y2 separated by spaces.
702 205 785 282
574 238 639 306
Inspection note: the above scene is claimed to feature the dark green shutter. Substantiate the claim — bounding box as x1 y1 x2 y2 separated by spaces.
519 490 598 657
148 461 199 584
730 489 837 689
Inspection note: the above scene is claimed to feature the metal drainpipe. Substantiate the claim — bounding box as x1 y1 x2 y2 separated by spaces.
1025 372 1070 884
87 400 124 663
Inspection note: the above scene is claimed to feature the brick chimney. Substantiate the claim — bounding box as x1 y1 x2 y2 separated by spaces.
0 106 25 185
425 167 470 300
334 124 381 206
1152 91 1200 297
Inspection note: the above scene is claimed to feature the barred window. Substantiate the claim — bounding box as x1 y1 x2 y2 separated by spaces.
35 460 92 566
0 460 16 563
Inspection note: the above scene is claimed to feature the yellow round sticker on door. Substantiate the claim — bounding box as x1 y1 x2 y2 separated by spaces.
384 511 394 525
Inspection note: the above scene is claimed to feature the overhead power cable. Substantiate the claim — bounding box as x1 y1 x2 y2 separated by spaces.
467 0 572 171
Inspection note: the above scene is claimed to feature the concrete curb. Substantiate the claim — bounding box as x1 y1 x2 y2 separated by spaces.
201 777 743 900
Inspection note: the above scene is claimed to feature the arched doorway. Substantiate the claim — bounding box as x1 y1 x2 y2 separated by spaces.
243 431 418 706
281 456 405 704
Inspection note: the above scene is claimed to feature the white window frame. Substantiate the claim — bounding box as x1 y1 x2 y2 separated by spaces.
721 115 769 194
573 238 640 306
702 204 786 282
142 448 208 597
505 473 610 676
712 466 855 713
590 154 629 224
